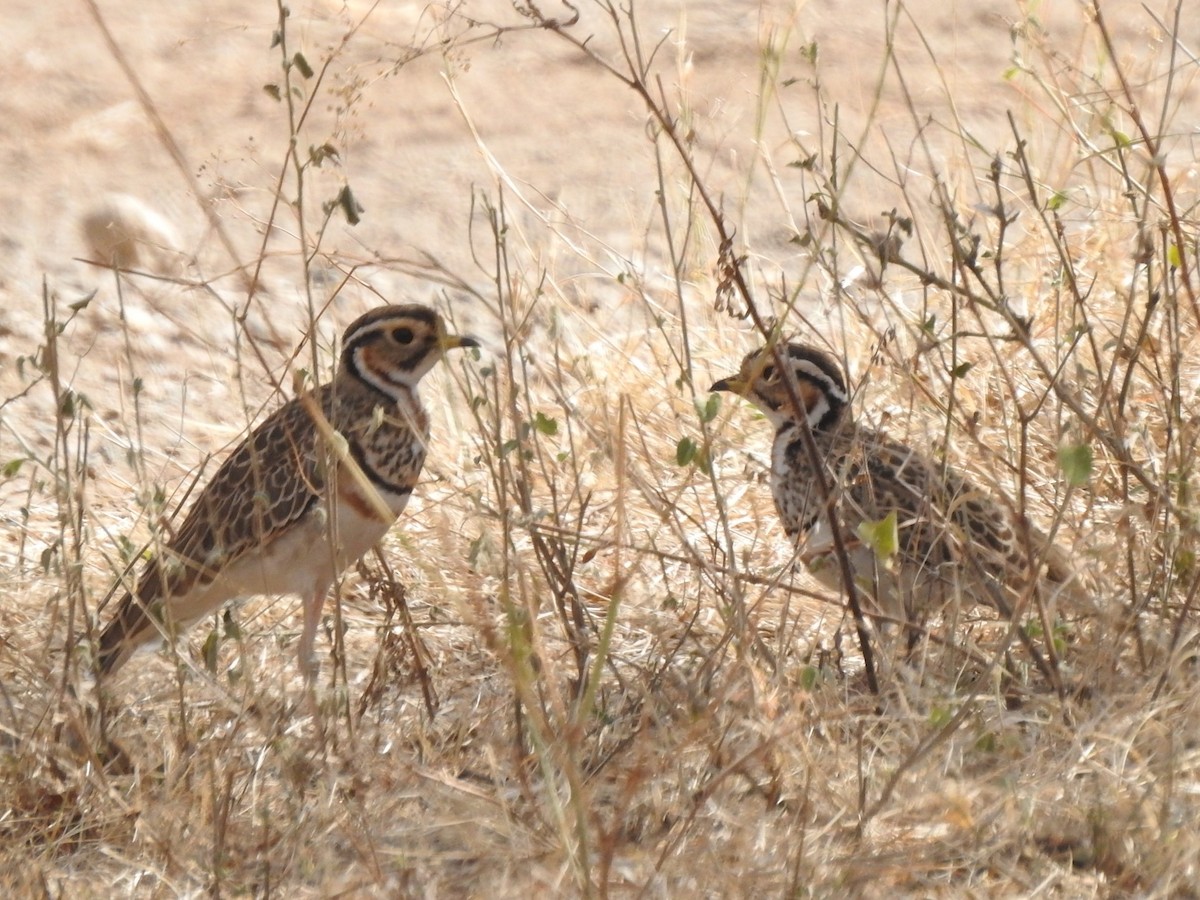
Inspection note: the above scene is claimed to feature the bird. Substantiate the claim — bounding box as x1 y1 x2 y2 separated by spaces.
95 303 477 680
710 341 1084 638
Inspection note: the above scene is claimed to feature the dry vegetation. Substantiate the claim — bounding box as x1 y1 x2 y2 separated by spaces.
2 0 1200 895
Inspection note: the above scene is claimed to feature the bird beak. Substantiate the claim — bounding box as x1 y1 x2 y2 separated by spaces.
710 375 745 394
438 333 480 351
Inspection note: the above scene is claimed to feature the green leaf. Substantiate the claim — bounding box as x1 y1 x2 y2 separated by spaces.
1057 443 1093 486
799 666 820 690
856 510 898 561
309 142 340 167
1052 631 1067 656
468 532 487 566
1168 244 1182 268
2 458 23 478
696 392 721 424
117 534 137 564
336 184 363 225
222 608 242 640
263 83 282 102
675 436 697 467
1046 190 1068 211
202 629 220 673
292 52 314 79
68 290 97 312
1173 548 1196 580
534 411 559 437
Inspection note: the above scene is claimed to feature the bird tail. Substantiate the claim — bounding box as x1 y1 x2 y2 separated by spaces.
96 594 147 675
96 562 168 675
1032 526 1094 611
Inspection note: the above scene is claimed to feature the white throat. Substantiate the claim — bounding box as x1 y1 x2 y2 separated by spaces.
802 392 831 431
351 345 423 401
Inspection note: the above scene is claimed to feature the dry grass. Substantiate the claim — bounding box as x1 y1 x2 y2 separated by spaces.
2 0 1200 895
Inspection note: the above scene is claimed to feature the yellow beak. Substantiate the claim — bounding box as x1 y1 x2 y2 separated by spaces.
438 333 480 351
710 375 747 394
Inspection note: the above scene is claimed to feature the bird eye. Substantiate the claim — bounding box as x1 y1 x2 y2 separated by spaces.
762 365 776 381
391 326 415 345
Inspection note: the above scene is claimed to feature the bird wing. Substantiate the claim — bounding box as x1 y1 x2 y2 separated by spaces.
97 389 331 671
158 390 328 594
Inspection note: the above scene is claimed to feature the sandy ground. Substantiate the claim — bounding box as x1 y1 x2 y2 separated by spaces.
2 0 1184 473
2 0 1177 306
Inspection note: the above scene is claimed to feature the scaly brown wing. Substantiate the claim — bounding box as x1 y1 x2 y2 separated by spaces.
97 387 332 673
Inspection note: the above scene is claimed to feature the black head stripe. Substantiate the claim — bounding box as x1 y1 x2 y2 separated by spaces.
787 343 846 396
339 305 445 396
783 343 847 431
341 305 443 364
343 304 439 345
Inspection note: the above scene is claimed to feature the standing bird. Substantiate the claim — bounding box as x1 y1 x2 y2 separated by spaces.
96 304 477 679
711 342 1083 635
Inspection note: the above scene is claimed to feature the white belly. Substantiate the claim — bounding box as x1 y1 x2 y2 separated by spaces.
800 516 976 625
167 491 407 633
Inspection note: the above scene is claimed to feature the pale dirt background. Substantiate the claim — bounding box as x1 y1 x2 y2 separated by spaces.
1 0 1185 501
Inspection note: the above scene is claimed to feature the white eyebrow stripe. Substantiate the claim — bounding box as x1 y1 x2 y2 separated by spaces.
793 358 847 402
